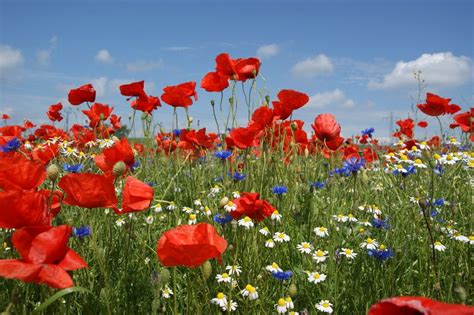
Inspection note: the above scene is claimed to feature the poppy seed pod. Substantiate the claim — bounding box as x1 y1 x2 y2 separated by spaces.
159 268 171 285
219 197 229 208
113 161 127 177
201 261 212 280
288 283 298 297
46 164 60 181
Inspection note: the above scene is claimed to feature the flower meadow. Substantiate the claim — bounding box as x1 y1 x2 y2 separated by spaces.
0 53 473 315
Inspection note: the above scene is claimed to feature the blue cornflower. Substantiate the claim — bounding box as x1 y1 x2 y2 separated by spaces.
392 165 416 177
361 127 375 137
214 150 232 160
173 129 182 137
343 157 365 174
330 167 351 177
433 163 445 176
213 213 233 224
433 198 444 207
272 185 288 195
131 160 140 171
73 226 91 238
63 163 83 173
367 247 394 262
0 138 21 152
271 270 293 280
232 172 247 181
310 181 325 189
371 217 390 229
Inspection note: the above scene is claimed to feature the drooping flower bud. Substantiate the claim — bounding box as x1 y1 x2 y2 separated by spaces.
113 161 127 177
46 164 60 181
201 261 212 280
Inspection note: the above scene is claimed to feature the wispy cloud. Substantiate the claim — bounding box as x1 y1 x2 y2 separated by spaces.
291 54 333 78
0 44 24 82
36 35 58 66
95 49 114 63
163 46 193 52
257 44 280 58
126 60 163 73
307 89 355 109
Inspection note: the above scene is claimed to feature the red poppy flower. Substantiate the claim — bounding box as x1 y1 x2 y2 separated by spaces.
40 189 63 217
68 84 96 106
0 152 46 191
119 80 146 98
0 190 50 228
369 296 474 315
114 176 154 214
417 93 461 117
94 138 135 174
58 173 117 209
417 121 428 128
156 223 227 268
249 106 275 131
363 147 378 163
46 103 63 122
450 110 473 142
131 94 161 113
82 103 114 128
273 89 309 120
161 81 198 108
201 71 229 92
312 114 342 143
231 192 275 222
215 53 236 77
393 118 415 139
225 127 258 149
23 120 36 129
110 114 122 130
0 225 88 289
1 114 10 120
234 57 260 81
178 128 214 150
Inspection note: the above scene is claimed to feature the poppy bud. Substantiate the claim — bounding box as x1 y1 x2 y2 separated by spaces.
113 161 127 176
210 100 215 107
201 261 212 280
160 268 171 285
288 283 297 297
46 164 60 181
100 113 105 120
290 122 298 131
219 197 229 208
418 199 428 209
265 95 270 104
229 97 234 105
188 116 194 124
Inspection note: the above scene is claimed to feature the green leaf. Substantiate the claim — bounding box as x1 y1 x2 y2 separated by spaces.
33 286 93 314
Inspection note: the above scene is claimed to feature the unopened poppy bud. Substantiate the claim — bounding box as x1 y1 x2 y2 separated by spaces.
188 116 194 123
418 199 428 209
100 113 105 120
160 268 171 285
210 100 215 106
290 122 298 131
229 97 234 105
113 161 127 176
265 95 270 104
201 261 212 280
288 283 297 297
219 197 229 207
46 164 60 181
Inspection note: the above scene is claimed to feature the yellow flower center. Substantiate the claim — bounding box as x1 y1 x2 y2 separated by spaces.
380 244 386 250
244 216 251 222
316 250 324 257
345 249 352 255
366 238 373 244
433 154 441 160
221 273 229 278
303 243 310 248
278 298 286 306
446 155 453 161
273 210 279 215
322 302 330 308
227 201 234 206
434 241 442 246
415 159 422 164
271 262 279 269
359 228 365 233
217 292 225 299
245 284 255 293
313 273 321 279
285 297 292 302
189 214 196 220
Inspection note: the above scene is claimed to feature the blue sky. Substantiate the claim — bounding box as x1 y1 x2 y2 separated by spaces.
0 0 472 140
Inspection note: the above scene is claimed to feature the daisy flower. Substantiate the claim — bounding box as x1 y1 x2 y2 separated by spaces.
316 300 333 313
314 227 329 238
307 272 327 284
266 262 282 273
232 191 241 198
275 298 287 314
241 284 258 300
274 232 290 243
182 206 194 214
333 214 348 223
208 185 221 197
161 286 173 299
360 238 379 250
340 248 357 259
203 206 212 216
216 273 232 283
224 201 237 212
238 216 254 229
312 249 329 263
115 218 126 227
265 239 275 248
452 232 469 243
433 241 446 252
413 159 427 168
166 202 176 211
226 265 242 276
221 300 238 312
469 235 474 245
297 242 313 254
259 226 270 236
347 214 358 222
211 292 227 307
152 203 162 213
285 296 294 309
188 213 197 225
145 215 154 225
271 210 282 222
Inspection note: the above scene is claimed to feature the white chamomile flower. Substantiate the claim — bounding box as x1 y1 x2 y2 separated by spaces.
152 203 162 213
266 262 282 273
221 300 237 312
347 214 358 222
193 199 202 207
265 239 275 248
238 216 254 229
208 185 221 197
224 201 237 212
166 202 176 211
216 273 232 283
211 292 227 307
145 215 154 225
271 210 282 222
144 257 150 265
413 159 427 168
273 232 290 243
340 248 357 259
297 242 313 254
241 284 258 300
433 241 446 252
115 218 126 227
314 227 329 238
285 296 294 309
452 232 469 243
188 213 197 225
312 249 329 263
275 298 288 314
182 206 194 214
333 214 348 222
226 265 242 276
161 286 173 299
360 238 379 250
316 300 333 313
259 226 270 236
307 272 327 284
232 191 240 198
469 235 474 245
203 206 212 216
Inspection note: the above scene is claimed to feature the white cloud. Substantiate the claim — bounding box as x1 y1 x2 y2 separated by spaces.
163 46 192 52
307 89 355 108
91 77 108 98
257 44 280 58
126 60 163 72
369 52 472 89
0 45 23 71
36 35 58 66
95 49 114 63
291 54 333 78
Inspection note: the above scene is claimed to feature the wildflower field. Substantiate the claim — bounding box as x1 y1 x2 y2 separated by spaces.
0 52 473 315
